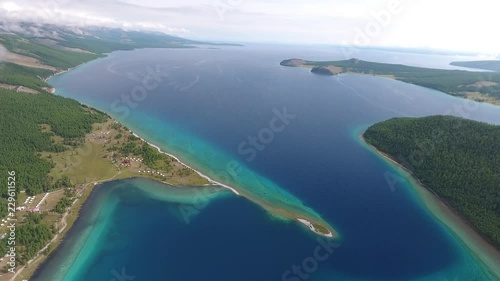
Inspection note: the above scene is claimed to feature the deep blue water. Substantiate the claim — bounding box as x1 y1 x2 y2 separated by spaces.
35 45 500 281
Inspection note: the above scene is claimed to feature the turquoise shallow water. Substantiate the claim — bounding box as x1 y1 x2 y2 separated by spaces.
33 179 231 281
35 46 500 280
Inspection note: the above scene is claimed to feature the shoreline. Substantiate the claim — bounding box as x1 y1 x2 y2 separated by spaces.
359 133 500 280
44 68 72 82
131 132 240 195
10 168 124 281
297 218 333 238
30 178 226 281
22 124 338 279
43 68 73 94
128 131 339 238
45 64 237 195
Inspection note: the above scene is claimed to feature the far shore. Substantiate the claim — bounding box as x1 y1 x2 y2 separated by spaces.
359 133 500 280
281 58 500 107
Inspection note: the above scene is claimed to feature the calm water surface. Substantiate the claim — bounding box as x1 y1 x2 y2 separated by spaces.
34 46 500 281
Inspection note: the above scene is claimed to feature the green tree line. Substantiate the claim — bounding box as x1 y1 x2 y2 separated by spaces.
0 62 54 91
15 213 53 264
0 89 106 204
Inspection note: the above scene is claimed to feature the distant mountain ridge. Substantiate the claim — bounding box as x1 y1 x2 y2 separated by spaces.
0 21 241 55
450 60 500 72
0 22 242 96
0 22 197 54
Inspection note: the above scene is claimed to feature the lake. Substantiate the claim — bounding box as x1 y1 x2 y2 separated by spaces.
34 45 500 281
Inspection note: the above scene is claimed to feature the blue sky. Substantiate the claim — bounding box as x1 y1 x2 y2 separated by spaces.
0 0 497 55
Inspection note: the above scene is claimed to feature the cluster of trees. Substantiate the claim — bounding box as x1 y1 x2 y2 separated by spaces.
140 145 162 167
364 115 500 248
310 66 334 75
113 137 165 168
128 134 139 141
52 176 72 189
54 187 76 214
0 89 106 199
177 167 193 177
109 122 123 130
15 213 53 264
0 35 100 69
0 62 54 91
54 197 72 213
118 141 137 155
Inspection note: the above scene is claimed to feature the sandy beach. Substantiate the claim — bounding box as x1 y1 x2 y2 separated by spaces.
359 133 500 279
297 218 333 238
44 68 73 82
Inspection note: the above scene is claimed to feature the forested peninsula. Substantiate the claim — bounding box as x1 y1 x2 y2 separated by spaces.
363 115 500 249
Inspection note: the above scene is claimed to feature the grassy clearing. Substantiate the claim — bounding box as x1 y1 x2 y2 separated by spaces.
465 91 500 105
43 119 209 186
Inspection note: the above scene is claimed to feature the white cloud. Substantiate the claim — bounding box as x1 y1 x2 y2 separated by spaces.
0 0 498 55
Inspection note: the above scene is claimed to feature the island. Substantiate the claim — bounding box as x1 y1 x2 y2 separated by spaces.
363 115 500 250
0 25 335 281
450 60 500 72
281 58 500 105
